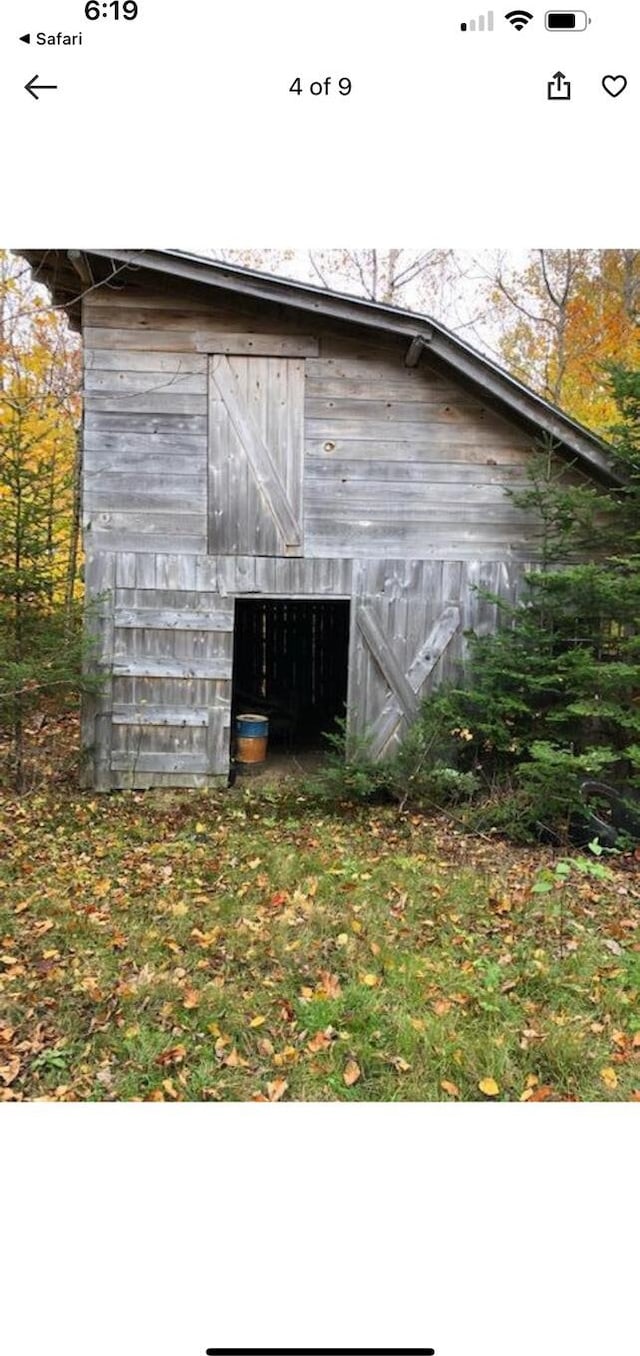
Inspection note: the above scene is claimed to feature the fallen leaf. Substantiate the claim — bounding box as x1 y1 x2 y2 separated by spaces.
269 890 288 908
273 1045 298 1066
182 988 200 1010
529 1084 554 1102
478 1077 500 1097
600 1066 618 1091
343 1059 361 1087
155 1044 187 1067
491 894 512 914
390 1056 411 1073
223 1047 250 1069
441 1079 460 1098
266 1078 288 1102
603 938 623 956
317 971 342 999
0 1056 21 1086
249 1015 266 1028
191 927 220 949
308 1029 332 1053
361 973 379 988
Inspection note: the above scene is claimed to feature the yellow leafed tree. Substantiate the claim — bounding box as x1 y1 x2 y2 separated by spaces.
0 251 86 788
489 249 640 433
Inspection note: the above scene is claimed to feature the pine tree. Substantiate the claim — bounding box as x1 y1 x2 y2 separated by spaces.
419 364 640 837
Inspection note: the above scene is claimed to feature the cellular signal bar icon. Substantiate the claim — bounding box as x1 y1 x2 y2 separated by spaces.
460 10 494 30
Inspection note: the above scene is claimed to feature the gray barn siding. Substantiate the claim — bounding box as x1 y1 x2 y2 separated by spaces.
82 548 528 788
82 287 546 563
79 284 559 787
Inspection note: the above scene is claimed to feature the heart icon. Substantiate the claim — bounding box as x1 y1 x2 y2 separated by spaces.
602 75 627 97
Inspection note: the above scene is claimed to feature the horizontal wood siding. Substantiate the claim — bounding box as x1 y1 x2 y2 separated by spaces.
105 552 352 595
80 286 584 562
83 313 209 554
304 342 557 560
82 563 235 786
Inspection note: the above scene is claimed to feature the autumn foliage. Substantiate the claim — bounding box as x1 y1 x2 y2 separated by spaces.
0 251 86 787
490 249 640 433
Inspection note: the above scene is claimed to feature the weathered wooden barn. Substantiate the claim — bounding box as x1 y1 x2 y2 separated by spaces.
21 250 617 789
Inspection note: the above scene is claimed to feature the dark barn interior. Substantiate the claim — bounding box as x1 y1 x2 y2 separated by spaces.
232 599 350 752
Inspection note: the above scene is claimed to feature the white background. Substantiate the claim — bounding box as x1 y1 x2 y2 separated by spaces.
3 1108 639 1355
1 2 639 1353
0 0 637 242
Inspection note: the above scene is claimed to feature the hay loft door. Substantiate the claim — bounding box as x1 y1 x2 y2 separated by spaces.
208 351 307 557
348 562 460 761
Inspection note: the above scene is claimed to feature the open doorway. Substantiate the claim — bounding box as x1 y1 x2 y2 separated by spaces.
231 598 350 760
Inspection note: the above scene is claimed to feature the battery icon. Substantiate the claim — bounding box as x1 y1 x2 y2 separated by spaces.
546 10 590 27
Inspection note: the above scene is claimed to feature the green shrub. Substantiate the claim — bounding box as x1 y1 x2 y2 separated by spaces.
312 711 479 812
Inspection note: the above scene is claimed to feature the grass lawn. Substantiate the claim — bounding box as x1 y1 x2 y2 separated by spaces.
1 781 639 1102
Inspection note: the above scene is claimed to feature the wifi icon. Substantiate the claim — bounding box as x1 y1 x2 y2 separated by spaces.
505 8 534 27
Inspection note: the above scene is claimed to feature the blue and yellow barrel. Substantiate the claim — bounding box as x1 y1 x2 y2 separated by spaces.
236 714 269 764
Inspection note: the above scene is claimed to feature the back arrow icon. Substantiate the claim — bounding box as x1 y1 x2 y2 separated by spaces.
25 74 58 100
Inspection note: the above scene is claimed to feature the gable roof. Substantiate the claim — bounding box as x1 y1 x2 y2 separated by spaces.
18 247 621 486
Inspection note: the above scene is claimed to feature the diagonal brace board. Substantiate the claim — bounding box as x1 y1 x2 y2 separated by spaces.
365 605 460 760
211 354 301 551
357 604 420 724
